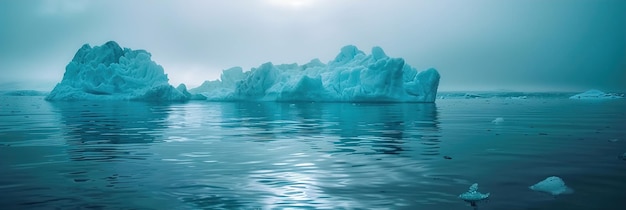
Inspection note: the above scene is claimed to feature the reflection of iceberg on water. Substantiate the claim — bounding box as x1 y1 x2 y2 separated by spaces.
52 101 170 161
529 176 573 195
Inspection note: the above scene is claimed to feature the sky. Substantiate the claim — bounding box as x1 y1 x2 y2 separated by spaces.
0 0 624 92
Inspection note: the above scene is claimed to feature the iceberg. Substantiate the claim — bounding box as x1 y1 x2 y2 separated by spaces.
569 89 624 100
189 67 246 100
190 45 440 102
463 93 482 99
458 183 490 207
45 41 193 101
491 117 504 124
529 176 573 195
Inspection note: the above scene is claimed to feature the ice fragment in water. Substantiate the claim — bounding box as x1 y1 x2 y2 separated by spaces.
459 183 490 208
529 176 573 195
492 117 504 124
569 89 624 99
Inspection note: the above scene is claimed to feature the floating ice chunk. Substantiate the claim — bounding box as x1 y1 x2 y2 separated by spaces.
492 117 504 124
190 45 440 102
464 93 482 99
569 89 624 100
506 96 527 100
529 176 573 195
459 183 490 206
45 41 191 101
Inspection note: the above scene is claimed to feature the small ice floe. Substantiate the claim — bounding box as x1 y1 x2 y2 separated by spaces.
464 93 482 99
506 96 527 100
569 89 624 100
529 176 573 195
608 138 619 143
459 183 490 208
492 117 504 124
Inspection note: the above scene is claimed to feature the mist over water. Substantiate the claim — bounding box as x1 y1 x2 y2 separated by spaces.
1 0 625 92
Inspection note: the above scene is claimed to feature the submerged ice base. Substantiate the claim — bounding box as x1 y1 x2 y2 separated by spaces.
190 45 440 102
46 41 193 101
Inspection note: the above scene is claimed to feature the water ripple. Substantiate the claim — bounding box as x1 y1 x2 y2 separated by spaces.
2 97 626 209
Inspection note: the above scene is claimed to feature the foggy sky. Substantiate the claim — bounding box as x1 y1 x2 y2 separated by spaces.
1 0 624 91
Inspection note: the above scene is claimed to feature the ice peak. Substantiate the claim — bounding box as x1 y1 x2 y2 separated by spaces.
104 40 122 49
71 40 125 66
371 46 388 60
332 45 365 64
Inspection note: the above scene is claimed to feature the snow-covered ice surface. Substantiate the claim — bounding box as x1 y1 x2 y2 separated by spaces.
45 41 193 101
569 89 624 100
529 176 574 195
190 45 440 102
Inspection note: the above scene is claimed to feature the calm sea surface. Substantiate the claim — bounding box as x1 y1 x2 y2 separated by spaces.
1 95 625 210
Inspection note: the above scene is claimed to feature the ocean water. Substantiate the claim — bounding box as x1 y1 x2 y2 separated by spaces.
1 95 625 210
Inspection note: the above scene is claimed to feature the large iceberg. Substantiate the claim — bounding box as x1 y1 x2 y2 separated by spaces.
45 41 192 101
569 89 624 100
190 45 440 102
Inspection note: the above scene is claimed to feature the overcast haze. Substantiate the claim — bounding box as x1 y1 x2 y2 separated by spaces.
1 0 624 92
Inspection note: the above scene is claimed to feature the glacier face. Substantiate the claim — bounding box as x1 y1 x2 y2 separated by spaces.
190 45 440 102
45 41 191 101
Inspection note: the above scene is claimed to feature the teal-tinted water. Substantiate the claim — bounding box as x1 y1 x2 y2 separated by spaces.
1 96 625 209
